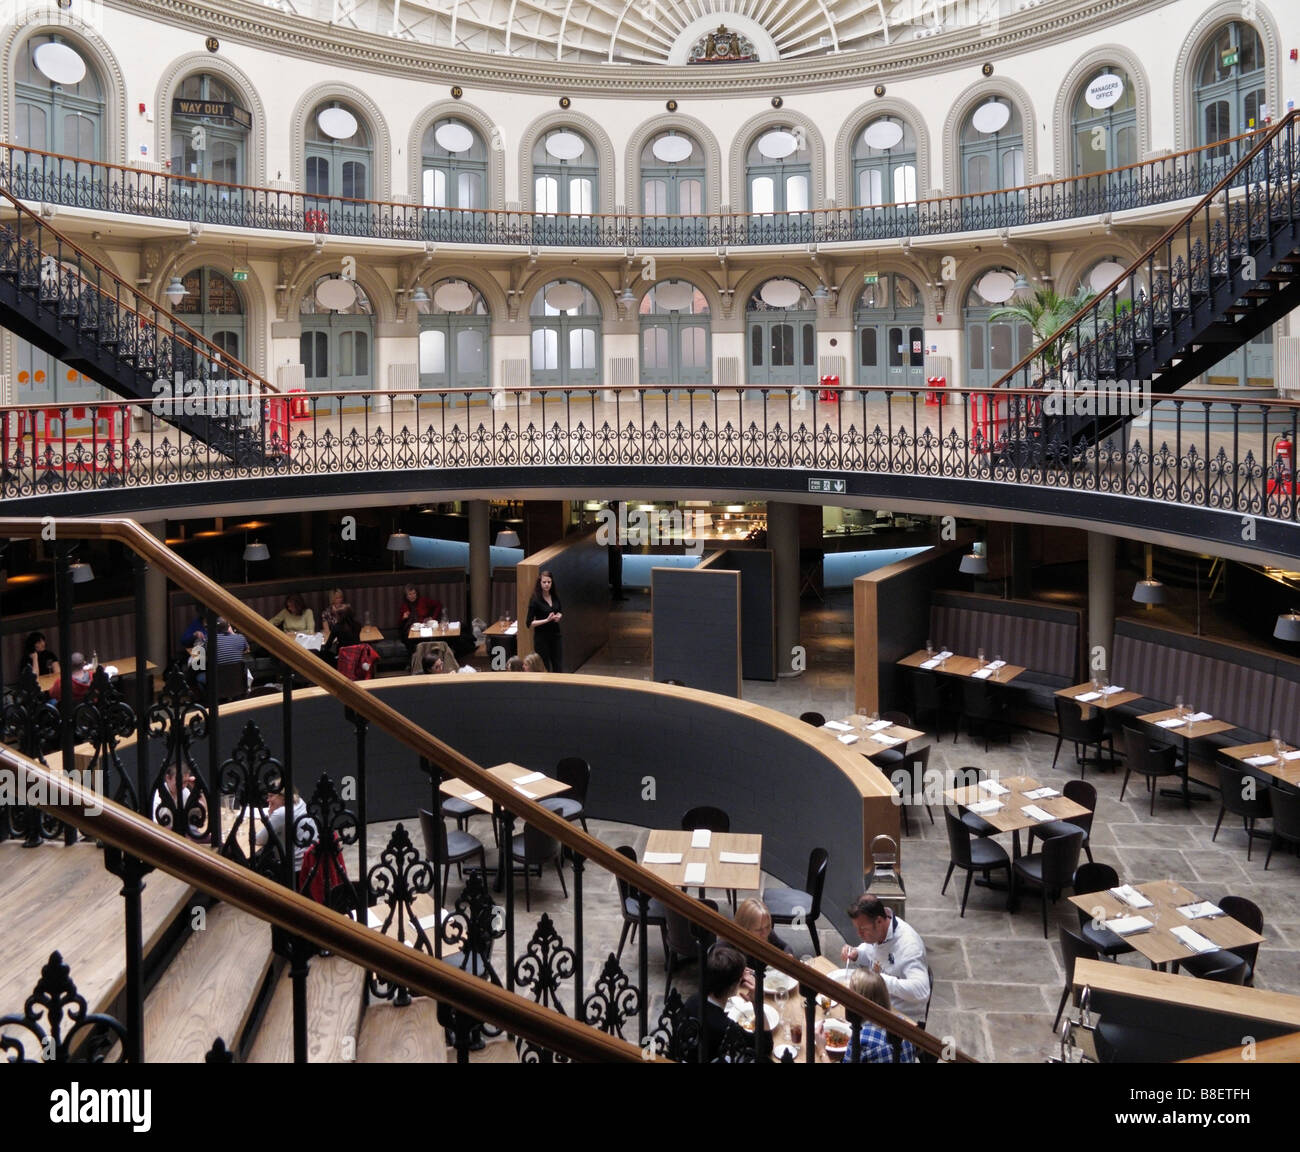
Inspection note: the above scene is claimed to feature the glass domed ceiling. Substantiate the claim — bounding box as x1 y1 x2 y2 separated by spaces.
318 0 1016 64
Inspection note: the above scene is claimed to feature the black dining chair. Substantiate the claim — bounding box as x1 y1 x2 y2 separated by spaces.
539 756 591 832
418 808 488 904
1053 696 1116 776
1028 779 1097 864
1173 895 1263 986
664 897 719 993
1055 925 1102 1030
613 844 669 963
889 746 934 835
1011 827 1084 938
909 669 950 735
957 678 1010 751
1210 760 1271 861
1120 727 1181 816
941 808 1010 917
762 847 829 956
799 711 827 728
863 710 915 769
1072 861 1135 960
510 823 568 912
951 765 998 837
1265 785 1300 869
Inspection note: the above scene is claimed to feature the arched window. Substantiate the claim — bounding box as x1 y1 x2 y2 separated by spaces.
175 267 246 371
960 99 1024 195
530 281 600 388
746 126 811 217
1194 22 1266 158
853 118 917 207
855 274 924 388
964 269 1034 389
1072 67 1137 177
170 74 250 185
418 278 490 393
300 274 374 406
640 132 705 218
421 119 487 209
534 129 597 215
746 279 816 388
14 32 105 175
639 281 710 387
305 101 372 201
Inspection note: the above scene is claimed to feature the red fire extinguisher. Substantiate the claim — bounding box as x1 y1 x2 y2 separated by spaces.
1269 433 1294 495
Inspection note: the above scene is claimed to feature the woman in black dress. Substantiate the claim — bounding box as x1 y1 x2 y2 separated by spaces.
526 570 563 672
20 631 60 681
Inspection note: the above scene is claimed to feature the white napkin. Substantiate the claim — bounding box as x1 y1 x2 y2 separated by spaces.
643 852 682 865
1171 925 1218 953
1076 691 1102 702
1020 804 1055 822
971 668 993 680
462 789 484 802
1023 787 1061 800
937 651 954 660
965 799 1002 814
868 719 892 732
823 720 853 732
837 733 859 745
1157 717 1186 728
448 621 460 629
103 665 120 678
872 735 901 747
1109 885 1153 909
979 780 1010 795
1285 750 1300 761
513 771 545 785
690 829 711 849
419 625 433 637
986 659 1006 669
1105 915 1153 936
1100 685 1125 695
1187 711 1213 723
295 632 323 650
513 786 537 798
1178 901 1223 920
505 624 517 635
719 851 759 864
920 658 940 670
684 862 707 884
1244 754 1277 767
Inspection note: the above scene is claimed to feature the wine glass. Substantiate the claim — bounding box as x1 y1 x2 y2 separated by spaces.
977 647 986 666
1271 728 1284 760
1175 694 1185 721
926 639 935 660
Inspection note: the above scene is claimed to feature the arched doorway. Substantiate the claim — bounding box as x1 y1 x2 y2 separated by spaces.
418 278 490 395
14 32 105 193
299 275 374 410
964 270 1034 389
856 274 925 389
530 280 600 388
747 279 816 388
639 280 710 388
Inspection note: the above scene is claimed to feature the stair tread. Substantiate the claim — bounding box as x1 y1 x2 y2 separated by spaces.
246 955 366 1063
357 998 448 1063
0 840 193 1031
140 902 272 1062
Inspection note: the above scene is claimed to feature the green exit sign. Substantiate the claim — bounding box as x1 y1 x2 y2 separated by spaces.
232 268 249 281
1221 48 1239 66
863 272 880 285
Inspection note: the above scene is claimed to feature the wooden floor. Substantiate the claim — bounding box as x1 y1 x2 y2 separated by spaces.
357 998 447 1063
248 955 366 1063
0 839 193 1037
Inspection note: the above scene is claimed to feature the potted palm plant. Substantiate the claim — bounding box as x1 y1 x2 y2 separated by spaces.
989 286 1096 381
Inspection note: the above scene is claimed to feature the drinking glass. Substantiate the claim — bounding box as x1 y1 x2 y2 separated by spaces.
994 653 1003 681
977 648 986 666
1091 674 1101 692
869 711 880 727
789 1021 804 1046
926 639 935 659
1175 695 1185 720
1271 728 1284 759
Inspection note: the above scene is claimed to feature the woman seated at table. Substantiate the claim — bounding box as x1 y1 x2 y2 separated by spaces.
682 943 761 1062
48 652 94 702
410 640 458 675
320 604 360 667
522 652 547 673
398 584 442 629
320 588 347 635
20 631 60 681
731 898 794 968
267 593 315 636
820 970 917 1065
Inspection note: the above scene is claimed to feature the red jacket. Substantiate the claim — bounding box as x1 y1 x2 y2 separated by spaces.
399 595 442 625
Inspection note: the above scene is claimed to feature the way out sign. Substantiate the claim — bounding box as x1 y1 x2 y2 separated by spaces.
808 477 846 494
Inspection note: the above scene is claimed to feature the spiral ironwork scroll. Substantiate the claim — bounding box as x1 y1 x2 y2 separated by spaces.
366 821 435 1003
0 952 127 1063
147 662 210 839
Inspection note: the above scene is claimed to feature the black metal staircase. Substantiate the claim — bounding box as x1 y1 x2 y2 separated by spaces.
0 186 278 464
993 111 1300 465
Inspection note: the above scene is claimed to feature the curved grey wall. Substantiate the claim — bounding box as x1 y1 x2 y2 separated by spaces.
192 676 873 939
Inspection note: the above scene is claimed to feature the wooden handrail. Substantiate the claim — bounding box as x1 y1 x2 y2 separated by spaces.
0 185 277 395
0 125 1265 224
0 515 970 1062
992 110 1300 392
0 746 646 1063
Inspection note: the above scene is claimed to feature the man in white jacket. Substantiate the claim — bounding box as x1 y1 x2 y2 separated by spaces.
840 895 931 1024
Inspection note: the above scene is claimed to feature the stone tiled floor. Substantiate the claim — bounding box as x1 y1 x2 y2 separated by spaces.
352 589 1300 1062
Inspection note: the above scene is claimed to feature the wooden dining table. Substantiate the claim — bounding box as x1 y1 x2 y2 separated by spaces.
898 649 1026 683
1055 681 1143 713
640 829 762 893
816 717 924 760
944 773 1092 857
408 622 461 641
38 656 158 694
1067 878 1264 970
1137 708 1236 803
1220 739 1300 789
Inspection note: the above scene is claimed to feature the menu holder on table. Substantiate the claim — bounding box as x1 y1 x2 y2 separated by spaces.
690 829 711 849
1171 925 1218 953
684 862 707 885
